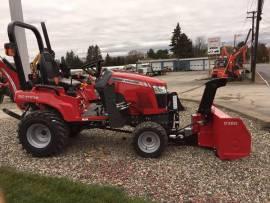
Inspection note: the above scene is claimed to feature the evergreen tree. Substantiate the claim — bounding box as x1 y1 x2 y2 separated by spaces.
179 33 193 58
105 53 112 66
86 45 95 63
147 49 169 59
170 23 181 57
63 50 83 69
156 49 169 59
94 45 103 61
60 56 66 65
86 45 103 63
147 49 156 59
170 23 193 58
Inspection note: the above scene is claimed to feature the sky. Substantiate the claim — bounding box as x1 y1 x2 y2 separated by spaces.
0 0 269 59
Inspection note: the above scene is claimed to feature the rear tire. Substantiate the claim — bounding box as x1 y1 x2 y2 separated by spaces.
133 121 168 158
18 111 69 157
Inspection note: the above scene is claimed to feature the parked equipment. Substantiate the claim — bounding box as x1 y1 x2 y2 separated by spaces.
136 62 165 76
3 21 251 160
211 30 251 80
0 57 19 103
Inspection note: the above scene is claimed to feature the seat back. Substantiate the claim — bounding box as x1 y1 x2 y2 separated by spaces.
95 69 112 91
39 51 60 84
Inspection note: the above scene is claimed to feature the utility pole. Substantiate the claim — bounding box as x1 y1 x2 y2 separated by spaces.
247 11 256 72
251 0 264 82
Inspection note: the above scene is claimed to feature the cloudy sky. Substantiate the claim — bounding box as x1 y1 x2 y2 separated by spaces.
0 0 269 59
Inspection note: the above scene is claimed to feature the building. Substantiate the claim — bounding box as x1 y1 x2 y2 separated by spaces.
137 57 216 71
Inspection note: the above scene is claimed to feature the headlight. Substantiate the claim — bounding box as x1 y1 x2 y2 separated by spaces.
152 86 167 94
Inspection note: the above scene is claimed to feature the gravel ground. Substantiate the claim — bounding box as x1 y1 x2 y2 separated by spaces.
0 100 269 203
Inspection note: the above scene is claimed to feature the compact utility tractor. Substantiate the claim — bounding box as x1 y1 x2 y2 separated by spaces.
3 21 251 160
0 57 18 103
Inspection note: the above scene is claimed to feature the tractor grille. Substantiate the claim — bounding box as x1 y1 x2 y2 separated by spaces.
156 94 167 108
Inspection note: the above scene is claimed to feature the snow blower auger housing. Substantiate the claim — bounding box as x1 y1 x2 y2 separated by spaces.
3 21 251 160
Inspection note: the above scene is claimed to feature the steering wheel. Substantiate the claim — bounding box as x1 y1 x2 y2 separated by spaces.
79 60 104 78
81 64 96 76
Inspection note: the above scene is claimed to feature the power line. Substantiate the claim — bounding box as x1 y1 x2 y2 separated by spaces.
249 0 255 10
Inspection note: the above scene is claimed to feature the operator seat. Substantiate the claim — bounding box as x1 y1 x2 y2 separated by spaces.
39 51 81 90
95 69 128 128
95 69 112 104
95 69 112 91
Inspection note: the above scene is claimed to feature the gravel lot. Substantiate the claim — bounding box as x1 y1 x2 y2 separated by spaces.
0 100 269 203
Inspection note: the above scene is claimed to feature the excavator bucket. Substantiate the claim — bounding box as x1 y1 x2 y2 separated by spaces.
192 78 251 160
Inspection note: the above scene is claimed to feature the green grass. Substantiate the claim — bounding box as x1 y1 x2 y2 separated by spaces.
0 167 148 203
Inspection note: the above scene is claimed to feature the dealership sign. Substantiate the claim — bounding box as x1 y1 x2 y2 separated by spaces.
208 37 221 55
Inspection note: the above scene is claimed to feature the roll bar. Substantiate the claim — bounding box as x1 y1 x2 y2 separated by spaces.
8 21 45 52
7 21 45 90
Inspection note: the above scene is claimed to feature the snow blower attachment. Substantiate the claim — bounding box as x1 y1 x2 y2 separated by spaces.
176 78 251 160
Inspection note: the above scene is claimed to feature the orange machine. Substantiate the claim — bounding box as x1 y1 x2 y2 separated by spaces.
212 30 251 80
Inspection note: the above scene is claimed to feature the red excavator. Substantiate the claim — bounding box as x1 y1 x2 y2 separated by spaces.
212 30 251 80
2 21 251 160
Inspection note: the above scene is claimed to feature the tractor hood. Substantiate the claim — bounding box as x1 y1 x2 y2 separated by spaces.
111 71 166 86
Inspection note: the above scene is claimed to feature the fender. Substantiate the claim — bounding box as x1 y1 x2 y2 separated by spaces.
15 89 83 121
0 59 20 97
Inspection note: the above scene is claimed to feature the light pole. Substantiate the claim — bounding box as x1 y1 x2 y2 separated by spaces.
9 0 30 80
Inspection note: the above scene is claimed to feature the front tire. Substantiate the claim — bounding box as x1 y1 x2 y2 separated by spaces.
18 111 69 157
133 122 168 158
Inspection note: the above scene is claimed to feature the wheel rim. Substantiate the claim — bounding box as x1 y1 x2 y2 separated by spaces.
26 123 51 148
137 131 160 153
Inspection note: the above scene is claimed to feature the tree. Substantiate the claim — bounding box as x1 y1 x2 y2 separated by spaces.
257 43 269 63
147 49 169 59
105 53 112 66
193 36 207 57
170 23 181 57
147 49 156 59
94 45 103 61
63 50 83 69
86 45 95 63
86 45 103 64
60 56 66 65
156 49 169 59
127 50 144 64
170 23 193 58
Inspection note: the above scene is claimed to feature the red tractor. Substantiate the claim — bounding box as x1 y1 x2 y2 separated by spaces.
0 57 19 103
3 21 251 160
